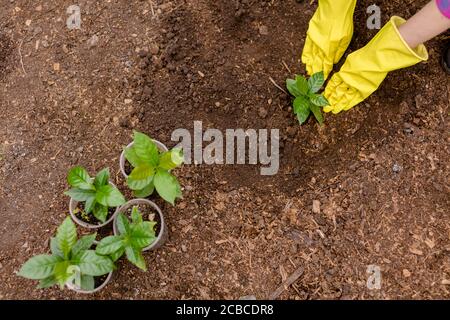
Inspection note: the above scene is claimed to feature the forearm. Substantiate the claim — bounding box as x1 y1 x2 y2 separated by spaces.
399 0 450 49
318 0 357 13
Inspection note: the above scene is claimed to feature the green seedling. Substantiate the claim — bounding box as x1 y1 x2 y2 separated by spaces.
65 166 126 223
96 206 156 271
286 71 329 125
18 217 114 291
125 131 183 205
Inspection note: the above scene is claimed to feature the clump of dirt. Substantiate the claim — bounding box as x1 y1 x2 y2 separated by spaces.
0 32 13 79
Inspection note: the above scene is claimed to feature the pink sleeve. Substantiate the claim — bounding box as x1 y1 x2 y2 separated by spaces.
436 0 450 19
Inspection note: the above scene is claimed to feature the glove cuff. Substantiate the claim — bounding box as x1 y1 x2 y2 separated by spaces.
390 16 429 62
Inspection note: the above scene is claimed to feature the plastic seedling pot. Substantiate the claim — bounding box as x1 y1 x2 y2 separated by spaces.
119 140 169 179
113 198 168 251
69 182 120 229
66 270 113 294
64 241 114 294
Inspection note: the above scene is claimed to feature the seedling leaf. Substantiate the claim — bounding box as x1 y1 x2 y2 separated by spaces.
286 78 302 97
56 217 77 259
293 96 311 125
78 250 114 276
308 71 325 93
154 169 182 205
310 94 329 107
310 104 324 125
18 255 61 280
67 166 94 190
95 185 126 208
93 168 110 189
295 75 309 95
133 131 159 167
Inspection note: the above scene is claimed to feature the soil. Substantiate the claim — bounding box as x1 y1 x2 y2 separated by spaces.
94 274 109 290
124 160 133 176
0 0 449 300
74 202 115 226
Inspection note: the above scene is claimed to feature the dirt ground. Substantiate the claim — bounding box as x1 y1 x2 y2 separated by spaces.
0 0 449 300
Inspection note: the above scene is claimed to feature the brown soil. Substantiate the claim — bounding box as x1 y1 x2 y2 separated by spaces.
94 274 109 290
0 0 449 300
74 202 115 226
124 160 132 176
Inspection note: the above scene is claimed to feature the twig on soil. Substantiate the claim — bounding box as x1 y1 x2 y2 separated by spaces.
18 39 27 75
268 266 304 300
269 77 287 95
281 60 291 74
149 0 155 17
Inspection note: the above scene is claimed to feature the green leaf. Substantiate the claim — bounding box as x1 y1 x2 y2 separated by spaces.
95 185 125 208
96 236 125 256
84 195 96 214
286 78 301 97
93 168 110 189
50 237 63 258
293 96 311 125
133 131 159 167
308 71 325 93
133 182 155 198
18 255 61 280
124 146 143 168
67 166 94 190
158 148 184 170
131 206 143 224
72 233 97 257
38 276 57 289
53 261 71 287
116 213 131 235
127 165 155 191
65 188 96 202
93 204 108 223
78 250 114 276
56 217 77 259
295 75 309 96
130 223 156 249
310 94 329 107
110 247 125 262
310 104 324 125
80 275 95 291
154 169 182 205
125 246 147 271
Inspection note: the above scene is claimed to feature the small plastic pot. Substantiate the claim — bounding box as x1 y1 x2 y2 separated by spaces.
61 241 114 294
66 270 113 294
69 182 120 229
119 140 168 179
113 198 168 251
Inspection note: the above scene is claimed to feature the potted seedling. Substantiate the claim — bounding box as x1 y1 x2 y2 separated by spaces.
286 71 329 125
65 166 126 229
119 131 183 205
18 217 114 294
114 199 167 251
96 202 161 271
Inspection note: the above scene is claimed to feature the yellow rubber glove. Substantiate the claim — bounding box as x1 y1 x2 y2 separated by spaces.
302 0 357 79
324 16 429 114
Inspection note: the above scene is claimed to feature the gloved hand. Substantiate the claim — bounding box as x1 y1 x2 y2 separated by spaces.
302 0 357 79
324 16 429 114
